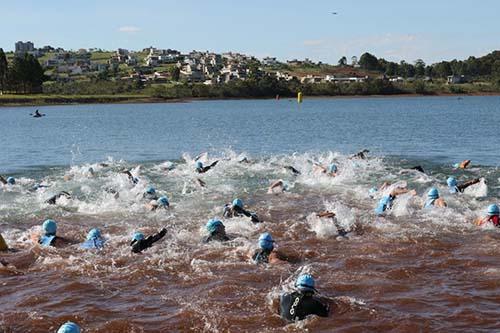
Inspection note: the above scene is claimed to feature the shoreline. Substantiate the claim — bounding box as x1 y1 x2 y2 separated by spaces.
1 91 500 107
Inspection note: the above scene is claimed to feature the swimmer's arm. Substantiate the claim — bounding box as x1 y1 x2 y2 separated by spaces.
459 160 471 169
196 178 206 187
150 228 167 244
0 176 6 185
474 216 488 226
268 252 288 264
317 211 335 219
390 188 416 197
436 198 447 208
313 164 327 173
457 178 481 192
268 180 283 192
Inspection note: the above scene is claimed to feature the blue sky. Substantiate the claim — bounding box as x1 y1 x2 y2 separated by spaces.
2 0 499 64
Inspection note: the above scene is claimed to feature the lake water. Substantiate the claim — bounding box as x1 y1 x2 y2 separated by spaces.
0 96 499 332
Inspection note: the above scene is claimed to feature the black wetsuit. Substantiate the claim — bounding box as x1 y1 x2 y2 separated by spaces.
196 161 219 174
203 232 229 243
223 205 261 223
252 248 272 264
45 191 72 205
279 291 329 321
284 166 301 175
131 228 167 253
410 165 425 173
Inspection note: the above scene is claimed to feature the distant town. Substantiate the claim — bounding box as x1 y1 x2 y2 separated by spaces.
0 40 499 105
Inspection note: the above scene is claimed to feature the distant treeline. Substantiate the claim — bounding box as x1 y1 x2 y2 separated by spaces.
0 49 45 93
358 51 500 79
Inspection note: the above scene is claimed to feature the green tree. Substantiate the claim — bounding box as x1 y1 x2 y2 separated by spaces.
170 66 180 81
338 56 347 66
414 59 425 77
359 52 380 70
0 48 7 93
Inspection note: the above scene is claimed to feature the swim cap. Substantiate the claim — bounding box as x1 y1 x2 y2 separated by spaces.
157 196 169 207
369 187 378 194
86 228 101 241
6 177 15 185
487 204 499 216
427 188 439 199
258 232 274 250
132 232 145 242
146 186 156 195
57 321 81 333
447 177 457 187
196 161 203 169
232 198 243 208
328 164 337 173
206 219 223 233
374 195 393 215
42 219 57 236
295 274 316 292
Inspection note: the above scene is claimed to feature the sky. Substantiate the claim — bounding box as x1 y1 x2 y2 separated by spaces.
1 0 499 65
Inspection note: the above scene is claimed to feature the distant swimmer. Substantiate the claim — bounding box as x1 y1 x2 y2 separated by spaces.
423 188 447 208
284 165 301 175
203 219 230 243
121 170 139 184
195 160 219 174
374 184 417 215
453 160 471 169
57 321 81 333
475 204 500 227
446 176 481 194
223 198 261 222
45 191 72 205
130 228 167 253
0 175 15 185
80 228 106 249
279 274 329 321
313 163 338 177
32 219 70 247
143 186 159 201
251 232 288 264
350 149 370 159
146 196 170 211
268 180 288 194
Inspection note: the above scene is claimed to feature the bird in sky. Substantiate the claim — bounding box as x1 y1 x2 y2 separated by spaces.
331 12 338 15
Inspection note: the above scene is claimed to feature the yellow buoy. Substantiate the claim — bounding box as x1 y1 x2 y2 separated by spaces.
297 91 303 103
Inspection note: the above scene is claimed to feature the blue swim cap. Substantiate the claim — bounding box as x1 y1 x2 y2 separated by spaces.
487 204 499 216
196 161 203 169
6 177 15 185
42 219 57 236
295 274 316 292
86 228 101 241
132 232 145 242
453 163 460 168
232 198 243 208
428 187 439 199
57 321 81 333
157 196 169 207
258 232 275 250
328 164 337 173
447 177 457 187
146 186 156 195
206 219 223 233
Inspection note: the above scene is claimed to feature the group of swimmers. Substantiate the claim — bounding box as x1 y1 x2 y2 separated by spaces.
1 154 499 329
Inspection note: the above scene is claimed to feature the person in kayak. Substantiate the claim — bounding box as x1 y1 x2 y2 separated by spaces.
80 228 106 250
446 176 481 194
45 191 72 205
145 196 170 211
130 228 167 253
195 160 219 174
57 321 81 333
475 204 500 227
423 188 447 208
203 219 229 243
0 175 15 185
279 274 329 321
223 198 260 222
251 232 289 264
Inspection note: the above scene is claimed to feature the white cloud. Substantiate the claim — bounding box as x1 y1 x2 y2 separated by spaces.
118 26 141 33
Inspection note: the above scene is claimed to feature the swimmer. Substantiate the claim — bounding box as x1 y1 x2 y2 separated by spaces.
475 204 499 227
453 160 471 169
45 191 72 205
284 165 301 175
410 165 425 173
223 198 261 222
350 149 370 159
80 228 106 249
268 180 288 194
57 321 81 333
143 186 159 201
196 178 206 187
130 228 167 253
446 176 481 194
203 219 230 243
251 232 288 264
313 163 338 177
279 274 329 321
316 211 349 236
145 196 169 211
121 170 139 184
423 188 447 208
195 160 219 174
31 219 69 247
0 175 15 185
374 185 417 215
